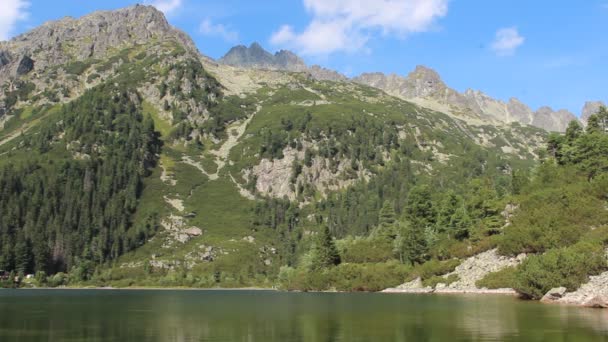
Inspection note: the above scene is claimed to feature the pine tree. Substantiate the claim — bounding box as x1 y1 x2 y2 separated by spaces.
310 226 340 269
450 207 472 240
376 201 397 239
395 220 428 265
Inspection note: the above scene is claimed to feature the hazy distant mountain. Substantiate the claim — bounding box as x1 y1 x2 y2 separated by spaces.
219 42 347 82
353 68 579 132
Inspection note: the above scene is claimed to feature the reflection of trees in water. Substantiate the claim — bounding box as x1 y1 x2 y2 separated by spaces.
2 291 608 341
457 295 519 340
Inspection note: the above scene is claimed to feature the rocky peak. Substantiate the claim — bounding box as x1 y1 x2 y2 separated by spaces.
532 107 577 132
581 101 606 124
219 42 307 71
408 65 443 83
218 42 348 81
0 5 197 78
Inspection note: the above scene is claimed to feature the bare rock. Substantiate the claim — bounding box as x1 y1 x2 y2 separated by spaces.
184 227 202 236
541 287 567 303
583 296 608 308
16 56 34 75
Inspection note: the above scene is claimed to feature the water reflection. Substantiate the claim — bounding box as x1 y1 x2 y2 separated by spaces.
0 290 606 341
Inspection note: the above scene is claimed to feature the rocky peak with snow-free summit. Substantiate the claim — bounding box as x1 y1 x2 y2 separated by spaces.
220 42 307 71
219 43 347 82
354 66 580 132
0 5 198 82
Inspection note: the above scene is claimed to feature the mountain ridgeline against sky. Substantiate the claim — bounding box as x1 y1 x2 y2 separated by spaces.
0 5 607 302
219 43 604 133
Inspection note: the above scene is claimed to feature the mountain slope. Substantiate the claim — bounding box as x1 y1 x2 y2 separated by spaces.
0 6 557 288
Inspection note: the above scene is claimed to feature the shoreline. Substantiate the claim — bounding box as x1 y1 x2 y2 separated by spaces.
5 286 605 309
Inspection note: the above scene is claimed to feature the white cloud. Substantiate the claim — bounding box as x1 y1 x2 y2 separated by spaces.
0 0 29 41
199 18 239 43
491 27 524 56
270 0 449 56
146 0 183 15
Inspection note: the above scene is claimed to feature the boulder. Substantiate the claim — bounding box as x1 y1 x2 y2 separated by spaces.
583 296 608 309
16 56 34 75
540 287 567 303
0 51 11 68
184 227 202 236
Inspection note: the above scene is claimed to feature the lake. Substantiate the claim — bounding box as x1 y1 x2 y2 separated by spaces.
0 289 606 341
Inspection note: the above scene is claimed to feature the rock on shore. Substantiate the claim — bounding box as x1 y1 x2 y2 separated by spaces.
382 249 525 295
556 272 608 308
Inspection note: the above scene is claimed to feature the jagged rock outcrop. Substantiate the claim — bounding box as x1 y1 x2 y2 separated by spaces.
220 42 307 71
354 67 580 132
219 42 347 82
532 107 577 132
0 5 198 82
581 101 606 125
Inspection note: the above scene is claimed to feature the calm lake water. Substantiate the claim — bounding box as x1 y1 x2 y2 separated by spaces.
0 289 606 341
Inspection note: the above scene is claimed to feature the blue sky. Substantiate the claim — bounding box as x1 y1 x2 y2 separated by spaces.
2 0 607 115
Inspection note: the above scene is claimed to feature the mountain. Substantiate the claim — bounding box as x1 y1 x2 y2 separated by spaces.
219 42 347 81
218 44 588 132
581 101 606 125
353 68 579 132
5 5 606 296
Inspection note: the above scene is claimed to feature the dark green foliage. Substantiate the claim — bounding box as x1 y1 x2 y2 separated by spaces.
375 201 397 239
279 261 410 292
3 81 35 111
422 274 459 288
64 61 92 75
476 267 517 289
395 220 428 265
310 226 341 270
0 84 161 274
514 242 607 299
498 164 608 255
405 184 436 229
338 237 394 263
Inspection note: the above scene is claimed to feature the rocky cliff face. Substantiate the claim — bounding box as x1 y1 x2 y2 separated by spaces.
532 107 577 132
220 42 307 71
0 5 197 81
0 5 217 131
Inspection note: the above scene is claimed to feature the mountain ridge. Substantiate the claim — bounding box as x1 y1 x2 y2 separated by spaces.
219 42 602 132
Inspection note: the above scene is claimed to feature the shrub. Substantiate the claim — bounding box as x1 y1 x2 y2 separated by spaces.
409 259 461 281
64 61 90 75
422 274 459 288
331 261 410 292
476 266 517 289
514 242 607 299
338 236 395 263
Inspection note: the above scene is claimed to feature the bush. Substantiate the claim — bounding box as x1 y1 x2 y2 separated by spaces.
422 274 459 288
498 167 608 256
514 242 607 299
48 272 68 287
338 236 395 263
331 261 410 292
64 61 90 75
476 266 517 289
410 259 461 281
277 261 410 292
